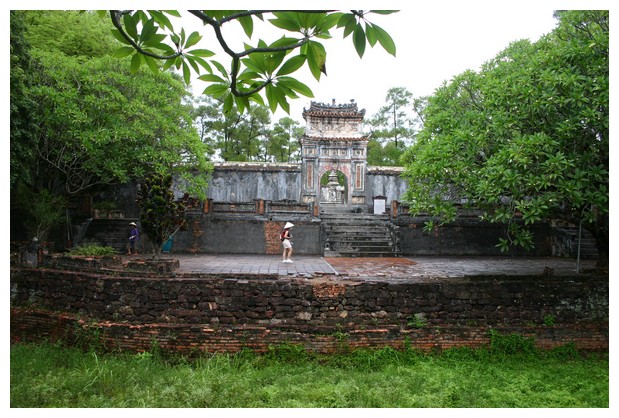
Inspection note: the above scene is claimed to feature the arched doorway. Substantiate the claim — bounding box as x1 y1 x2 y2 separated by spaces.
319 170 348 205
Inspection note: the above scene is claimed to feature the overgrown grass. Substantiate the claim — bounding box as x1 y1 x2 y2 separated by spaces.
66 244 117 256
10 336 608 408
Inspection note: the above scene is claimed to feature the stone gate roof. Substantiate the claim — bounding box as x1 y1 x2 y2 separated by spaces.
302 99 366 119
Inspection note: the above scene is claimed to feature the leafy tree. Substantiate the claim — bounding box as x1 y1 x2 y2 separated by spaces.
267 117 304 162
195 98 272 162
365 87 414 166
10 11 37 191
104 10 397 114
366 138 407 166
23 10 116 58
28 52 210 198
136 174 192 259
225 105 272 161
401 10 609 267
370 87 414 147
191 97 304 162
15 186 66 243
10 11 212 246
190 95 220 159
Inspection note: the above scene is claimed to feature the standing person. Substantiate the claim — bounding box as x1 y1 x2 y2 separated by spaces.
127 222 139 255
281 222 294 263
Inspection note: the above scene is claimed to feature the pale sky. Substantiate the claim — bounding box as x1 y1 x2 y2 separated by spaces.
178 0 611 123
9 1 613 123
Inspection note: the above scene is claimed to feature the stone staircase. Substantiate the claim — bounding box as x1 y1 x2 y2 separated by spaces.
556 227 599 259
80 218 140 254
320 210 399 257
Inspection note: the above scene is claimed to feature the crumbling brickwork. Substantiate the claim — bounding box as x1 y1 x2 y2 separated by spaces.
265 221 284 255
10 267 608 354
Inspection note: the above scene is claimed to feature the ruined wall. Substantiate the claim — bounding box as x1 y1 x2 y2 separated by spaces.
206 162 303 202
395 215 554 256
170 214 322 255
10 268 608 353
204 162 406 206
365 166 408 205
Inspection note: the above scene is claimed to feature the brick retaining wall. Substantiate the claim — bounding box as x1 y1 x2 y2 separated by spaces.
10 267 608 353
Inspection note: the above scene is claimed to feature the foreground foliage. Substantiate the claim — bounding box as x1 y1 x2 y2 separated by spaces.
67 244 117 257
10 341 608 408
402 11 609 266
106 10 397 114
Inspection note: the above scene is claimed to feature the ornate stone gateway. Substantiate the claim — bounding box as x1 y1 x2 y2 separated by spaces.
300 100 368 211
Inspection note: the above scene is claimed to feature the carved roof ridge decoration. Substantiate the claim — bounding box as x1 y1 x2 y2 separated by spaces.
214 161 301 171
302 99 366 120
367 165 405 174
302 135 369 141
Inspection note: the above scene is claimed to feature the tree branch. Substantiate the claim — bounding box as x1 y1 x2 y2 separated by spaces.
109 10 183 60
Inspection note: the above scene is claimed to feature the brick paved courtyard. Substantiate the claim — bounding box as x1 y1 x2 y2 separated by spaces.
163 253 596 280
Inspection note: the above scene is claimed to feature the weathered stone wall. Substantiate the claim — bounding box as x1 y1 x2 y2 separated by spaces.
365 167 408 206
203 163 407 207
10 268 608 353
206 162 303 202
395 215 554 256
169 214 322 255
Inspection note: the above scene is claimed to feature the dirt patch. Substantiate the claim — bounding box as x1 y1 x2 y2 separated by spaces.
324 257 417 277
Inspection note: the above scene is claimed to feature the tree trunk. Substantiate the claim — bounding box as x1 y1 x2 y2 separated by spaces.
152 242 162 260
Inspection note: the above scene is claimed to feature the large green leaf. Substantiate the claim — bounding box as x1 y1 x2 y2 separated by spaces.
276 76 314 98
141 34 167 49
184 31 202 49
297 11 324 30
198 73 227 83
276 55 306 76
338 14 357 38
112 46 135 58
238 15 254 37
187 55 212 73
144 55 160 74
123 13 139 41
265 84 278 113
182 61 191 85
353 25 366 58
211 60 229 78
140 18 158 44
111 29 131 45
148 10 174 32
269 13 302 32
369 10 399 15
303 41 326 81
365 24 377 47
186 49 215 58
373 23 396 56
223 92 234 113
203 83 230 98
130 52 143 73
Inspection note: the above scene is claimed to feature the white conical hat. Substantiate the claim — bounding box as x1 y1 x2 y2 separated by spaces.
284 222 294 229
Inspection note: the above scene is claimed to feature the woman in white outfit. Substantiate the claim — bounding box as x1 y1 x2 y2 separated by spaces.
281 222 294 263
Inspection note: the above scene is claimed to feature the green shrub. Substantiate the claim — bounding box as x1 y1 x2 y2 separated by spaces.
67 244 117 256
488 329 537 356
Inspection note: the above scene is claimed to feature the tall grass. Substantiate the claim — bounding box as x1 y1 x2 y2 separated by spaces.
10 337 608 408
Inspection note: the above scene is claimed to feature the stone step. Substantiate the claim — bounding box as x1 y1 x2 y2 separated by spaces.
329 236 391 244
331 245 394 253
330 250 400 257
321 214 389 221
82 218 140 253
327 229 392 235
321 211 397 257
